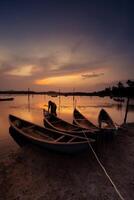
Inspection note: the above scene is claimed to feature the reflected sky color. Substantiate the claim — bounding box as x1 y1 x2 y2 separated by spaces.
0 95 134 155
0 0 134 91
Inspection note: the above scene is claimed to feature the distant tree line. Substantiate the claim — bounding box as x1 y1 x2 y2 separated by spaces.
96 80 134 98
0 80 133 97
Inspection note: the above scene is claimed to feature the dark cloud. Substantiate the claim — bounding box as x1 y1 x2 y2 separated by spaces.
0 48 108 78
81 72 104 79
0 48 129 80
0 40 133 91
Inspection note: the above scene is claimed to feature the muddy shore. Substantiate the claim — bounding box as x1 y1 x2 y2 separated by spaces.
0 123 134 200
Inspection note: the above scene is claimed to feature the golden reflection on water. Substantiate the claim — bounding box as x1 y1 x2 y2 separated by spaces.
0 95 134 136
21 95 133 124
0 95 134 152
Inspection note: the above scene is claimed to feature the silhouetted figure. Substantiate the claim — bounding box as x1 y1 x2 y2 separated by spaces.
48 101 57 116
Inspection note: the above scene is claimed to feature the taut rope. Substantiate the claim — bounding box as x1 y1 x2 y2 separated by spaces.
82 131 125 200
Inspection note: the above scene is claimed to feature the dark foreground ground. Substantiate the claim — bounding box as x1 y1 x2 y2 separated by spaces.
0 123 134 200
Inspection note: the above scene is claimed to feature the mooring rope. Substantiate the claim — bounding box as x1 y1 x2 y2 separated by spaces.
82 131 125 200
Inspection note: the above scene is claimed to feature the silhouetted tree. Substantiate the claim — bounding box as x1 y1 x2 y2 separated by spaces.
126 80 134 87
117 81 124 88
105 87 111 92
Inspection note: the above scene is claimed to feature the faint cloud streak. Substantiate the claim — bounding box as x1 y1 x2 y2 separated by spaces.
81 72 104 79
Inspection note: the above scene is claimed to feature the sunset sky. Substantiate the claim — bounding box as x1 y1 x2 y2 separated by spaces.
0 0 133 92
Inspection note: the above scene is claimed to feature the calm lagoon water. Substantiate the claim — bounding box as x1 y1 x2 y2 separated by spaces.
0 95 134 158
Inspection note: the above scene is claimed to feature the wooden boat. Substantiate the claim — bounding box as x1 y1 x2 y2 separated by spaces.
113 98 125 103
9 115 95 154
98 109 117 130
43 109 86 132
0 97 14 101
51 94 58 97
43 109 98 138
73 108 117 131
43 109 113 139
73 108 99 131
73 108 118 139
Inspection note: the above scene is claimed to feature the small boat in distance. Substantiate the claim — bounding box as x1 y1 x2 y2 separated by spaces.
9 115 95 153
113 98 125 103
51 94 58 97
0 97 14 101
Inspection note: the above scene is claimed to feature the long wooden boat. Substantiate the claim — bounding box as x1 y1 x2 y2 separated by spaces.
113 98 125 103
43 109 86 132
43 109 98 138
73 108 117 130
43 109 116 140
0 97 14 101
73 108 99 131
73 108 118 139
9 115 95 154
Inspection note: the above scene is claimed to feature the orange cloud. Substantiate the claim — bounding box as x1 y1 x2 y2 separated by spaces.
35 74 80 85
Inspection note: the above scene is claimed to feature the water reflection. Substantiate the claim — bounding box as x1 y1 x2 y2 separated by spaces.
58 92 61 115
27 93 30 112
114 103 123 111
0 95 134 157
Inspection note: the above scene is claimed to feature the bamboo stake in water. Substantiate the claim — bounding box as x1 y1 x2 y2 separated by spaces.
58 89 61 115
27 88 30 112
73 88 75 108
123 97 130 124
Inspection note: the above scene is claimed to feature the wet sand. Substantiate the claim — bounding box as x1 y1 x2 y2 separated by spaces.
0 123 134 200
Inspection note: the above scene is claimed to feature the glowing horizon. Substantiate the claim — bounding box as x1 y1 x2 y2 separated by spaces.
0 1 133 91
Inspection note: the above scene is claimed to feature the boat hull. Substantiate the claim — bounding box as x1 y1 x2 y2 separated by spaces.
73 108 117 139
43 109 97 138
73 108 99 131
0 97 14 101
9 115 92 154
10 127 89 153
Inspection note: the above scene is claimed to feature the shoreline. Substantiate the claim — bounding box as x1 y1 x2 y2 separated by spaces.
0 123 134 200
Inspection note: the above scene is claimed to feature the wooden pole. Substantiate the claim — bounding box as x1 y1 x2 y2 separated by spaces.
123 97 130 124
28 88 30 98
28 88 30 112
73 88 75 108
58 89 61 114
